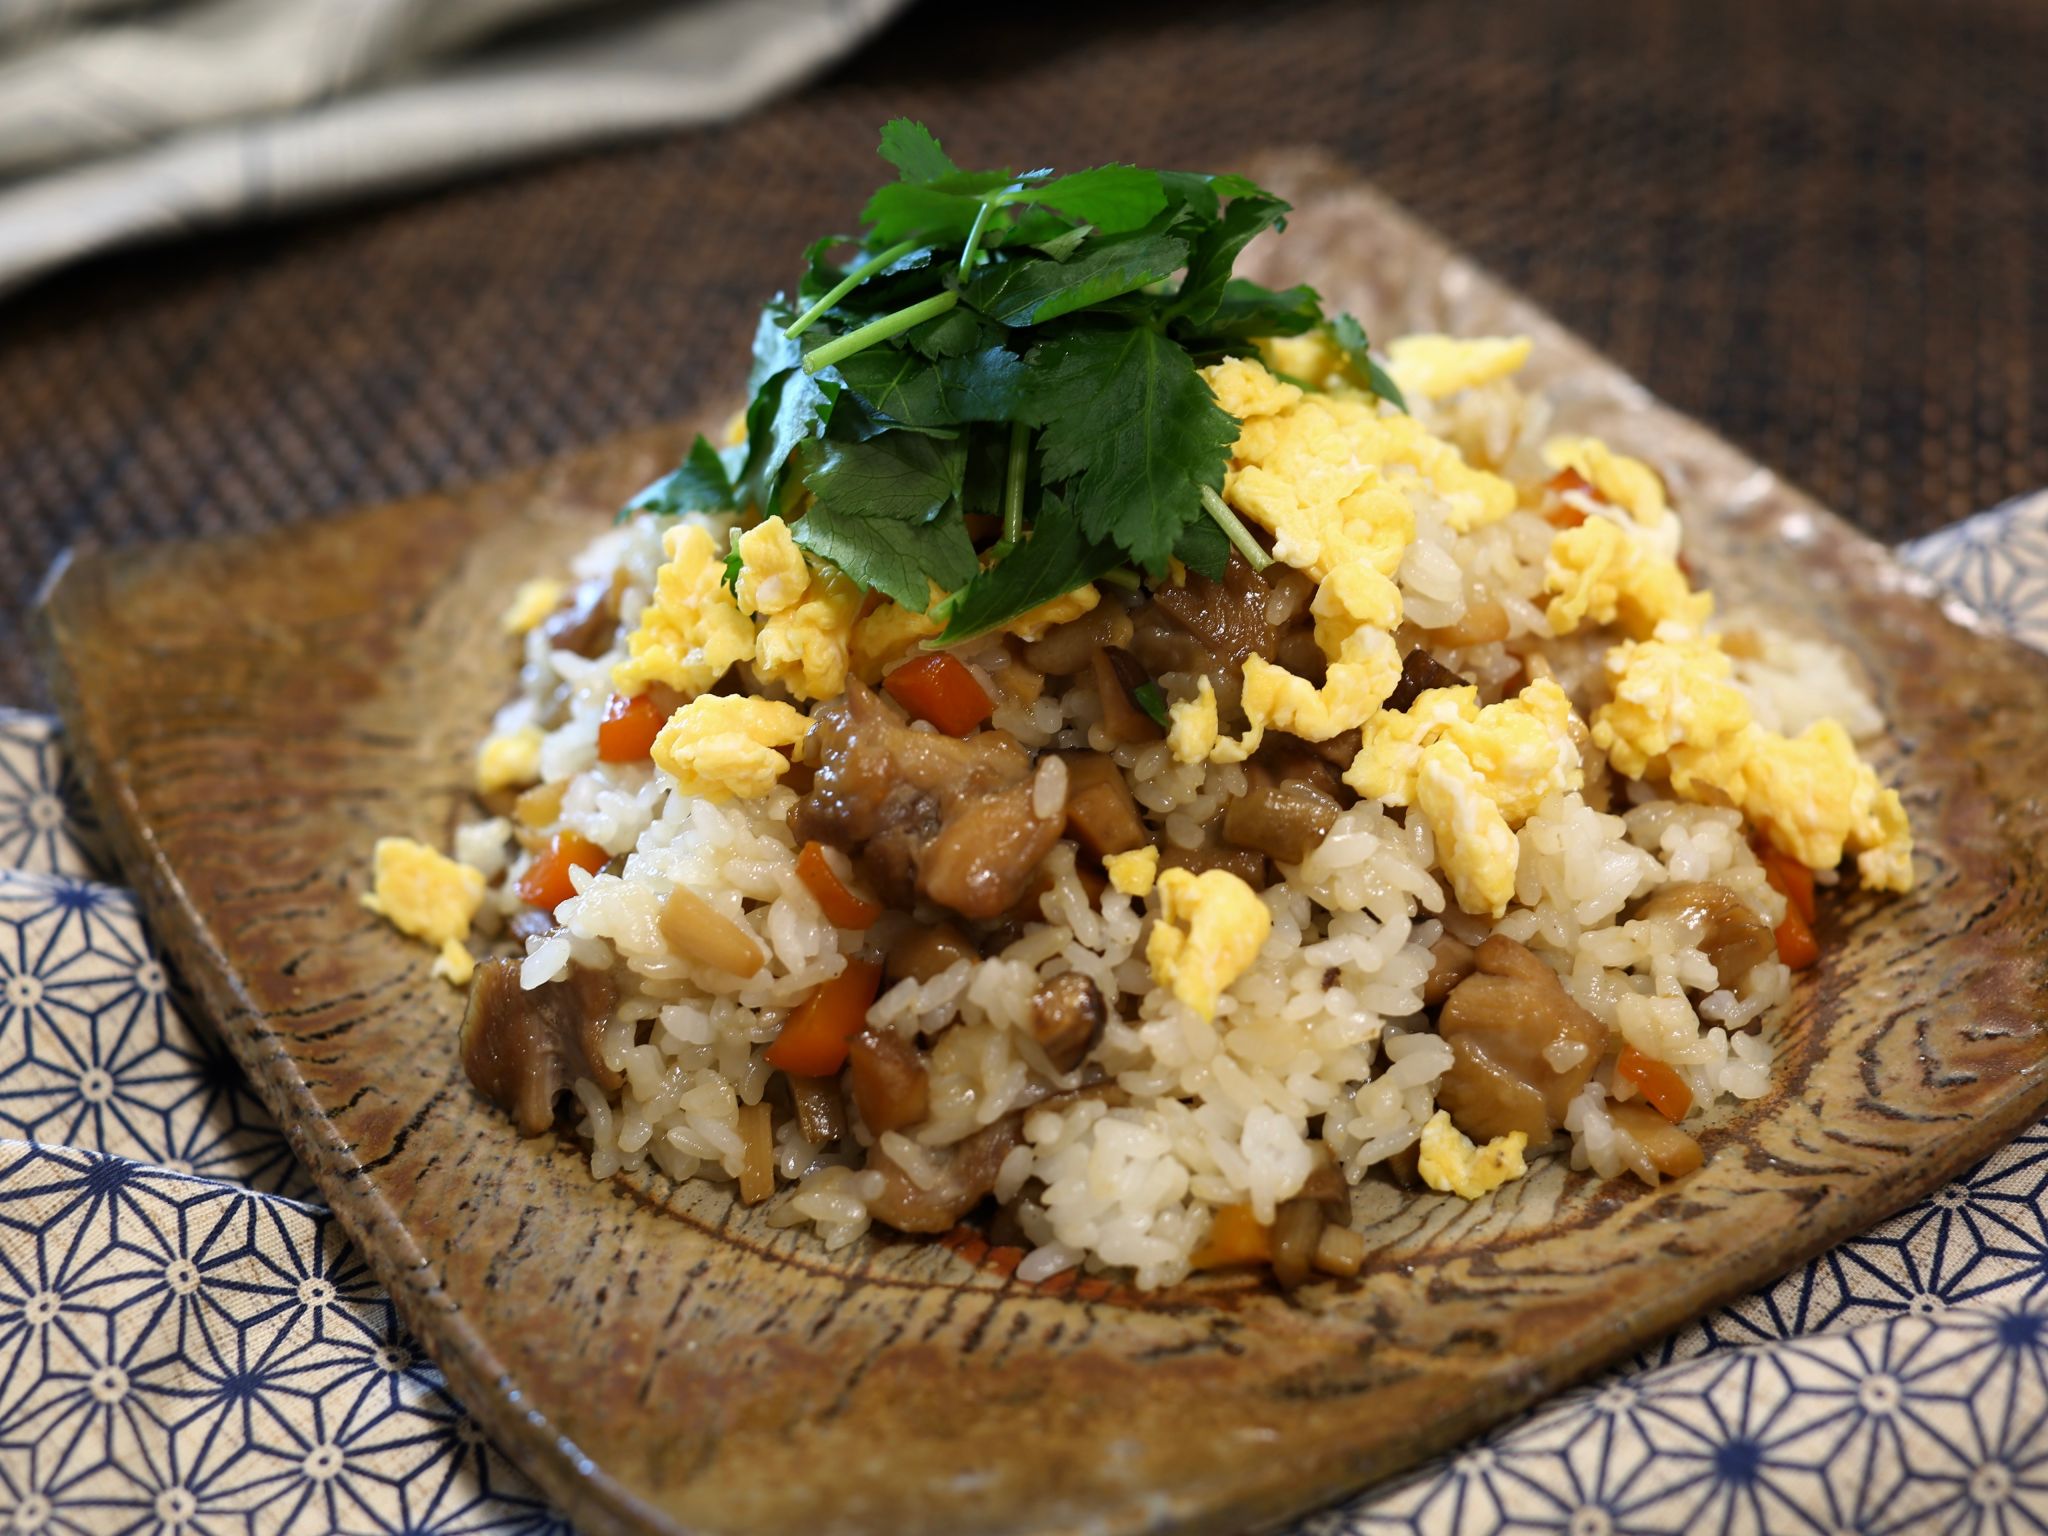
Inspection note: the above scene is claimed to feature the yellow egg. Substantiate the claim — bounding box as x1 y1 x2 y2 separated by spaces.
1384 334 1533 402
475 725 543 795
1004 583 1100 642
1104 845 1160 897
733 516 812 616
1166 675 1222 765
850 598 941 684
612 523 756 698
1202 354 1305 419
754 566 863 701
360 837 485 985
1416 1109 1528 1199
651 695 811 801
1416 744 1520 917
1441 677 1582 825
1542 436 1669 526
1145 867 1271 1021
1545 517 1712 639
1344 686 1481 805
500 578 564 636
1591 637 1749 778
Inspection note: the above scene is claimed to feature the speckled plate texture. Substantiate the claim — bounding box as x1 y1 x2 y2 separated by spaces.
34 153 2048 1536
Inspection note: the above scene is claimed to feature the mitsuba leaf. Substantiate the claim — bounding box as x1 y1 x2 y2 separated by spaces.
1032 165 1167 234
796 432 977 609
834 345 1025 430
743 367 836 511
1171 504 1230 580
1327 313 1409 410
624 434 747 521
878 118 958 184
964 232 1189 327
1170 193 1290 326
1021 323 1239 572
1192 279 1324 344
1156 169 1268 222
903 307 991 358
934 491 1124 643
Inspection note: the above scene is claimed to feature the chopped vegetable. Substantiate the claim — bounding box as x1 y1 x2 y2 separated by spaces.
1616 1046 1694 1122
658 886 764 977
515 831 609 913
1775 904 1820 970
847 1028 930 1134
796 840 882 928
882 651 993 735
736 1102 775 1204
1759 845 1821 969
596 691 667 762
1132 680 1170 730
764 960 883 1077
1189 1202 1271 1270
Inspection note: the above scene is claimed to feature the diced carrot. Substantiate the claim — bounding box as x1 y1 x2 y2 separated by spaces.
764 960 883 1077
597 691 667 763
1775 903 1820 970
515 830 609 913
1617 1046 1694 1122
796 841 882 929
1544 468 1592 528
883 652 993 736
1758 846 1818 926
1190 1203 1272 1270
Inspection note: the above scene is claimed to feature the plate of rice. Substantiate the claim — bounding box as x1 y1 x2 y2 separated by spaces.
40 133 2048 1536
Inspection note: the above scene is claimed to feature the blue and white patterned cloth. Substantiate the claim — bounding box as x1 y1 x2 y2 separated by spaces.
2 490 2044 1536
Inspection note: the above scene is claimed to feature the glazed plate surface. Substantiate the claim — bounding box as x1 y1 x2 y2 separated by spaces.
36 154 2048 1536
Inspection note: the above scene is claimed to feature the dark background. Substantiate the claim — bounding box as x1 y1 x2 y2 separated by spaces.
4 0 2043 706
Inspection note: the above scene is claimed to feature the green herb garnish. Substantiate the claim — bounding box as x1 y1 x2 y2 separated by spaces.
1133 681 1171 730
636 120 1406 642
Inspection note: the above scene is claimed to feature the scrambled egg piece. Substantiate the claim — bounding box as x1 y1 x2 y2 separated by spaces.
1005 584 1100 642
1204 354 1304 419
1145 867 1270 1020
1545 517 1712 639
612 524 756 698
1166 675 1224 766
475 726 543 795
500 578 563 636
1254 331 1345 391
1542 436 1669 526
1594 639 1914 890
1104 846 1160 898
754 567 862 701
651 695 811 801
1384 334 1532 402
850 597 941 683
361 837 485 985
1346 679 1582 916
732 516 811 616
1416 1110 1528 1199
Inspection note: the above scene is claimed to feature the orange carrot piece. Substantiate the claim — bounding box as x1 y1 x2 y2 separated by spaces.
515 830 609 913
764 960 883 1077
795 841 882 929
1190 1203 1272 1270
883 652 993 736
1759 846 1818 926
1617 1046 1694 1122
1775 903 1820 970
596 691 667 763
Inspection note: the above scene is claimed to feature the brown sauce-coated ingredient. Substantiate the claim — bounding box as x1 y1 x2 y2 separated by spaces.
736 1102 775 1204
1609 1100 1705 1179
1422 933 1477 1006
1435 936 1607 1144
1060 751 1149 859
1424 597 1510 650
1224 762 1341 865
1271 1147 1353 1289
788 1074 846 1146
1092 646 1165 745
884 922 978 985
1150 553 1277 673
847 1028 930 1136
1028 972 1107 1071
1160 841 1269 889
541 574 623 659
1022 603 1135 676
459 956 620 1136
792 680 1062 920
1383 647 1471 713
864 1114 1022 1233
1632 881 1777 995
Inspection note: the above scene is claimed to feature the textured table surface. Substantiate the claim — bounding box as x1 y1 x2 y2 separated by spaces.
4 0 2044 707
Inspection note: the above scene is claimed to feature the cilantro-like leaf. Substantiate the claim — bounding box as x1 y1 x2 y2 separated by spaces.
1328 313 1408 410
1170 193 1289 327
624 434 745 521
1195 279 1324 344
1156 170 1266 222
1021 324 1239 571
721 548 744 593
834 345 1025 429
903 307 990 358
934 491 1124 643
1032 165 1167 234
1132 682 1170 730
796 433 977 609
877 118 958 184
742 366 836 511
1171 503 1230 579
965 232 1188 327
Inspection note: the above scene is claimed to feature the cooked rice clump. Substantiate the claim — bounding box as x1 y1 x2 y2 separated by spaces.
374 332 1913 1291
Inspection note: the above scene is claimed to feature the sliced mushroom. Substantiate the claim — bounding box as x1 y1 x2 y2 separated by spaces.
789 1075 846 1146
1633 881 1777 995
1028 972 1107 1072
1223 762 1341 865
1383 647 1471 713
847 1028 930 1136
884 922 978 985
1060 751 1149 859
459 956 620 1137
736 1102 775 1205
1151 553 1277 672
1021 602 1135 676
1609 1100 1705 1180
1434 936 1607 1144
1160 841 1268 889
541 574 623 659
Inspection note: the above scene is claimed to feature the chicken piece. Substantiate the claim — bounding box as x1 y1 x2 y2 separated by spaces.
1434 936 1607 1144
459 956 620 1137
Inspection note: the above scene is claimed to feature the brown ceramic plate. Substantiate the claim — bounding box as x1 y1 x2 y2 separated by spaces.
35 154 2048 1536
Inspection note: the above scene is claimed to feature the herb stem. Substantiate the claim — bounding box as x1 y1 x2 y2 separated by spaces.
1000 421 1029 550
957 198 997 282
802 290 959 374
1098 566 1142 592
783 237 922 339
1199 485 1272 572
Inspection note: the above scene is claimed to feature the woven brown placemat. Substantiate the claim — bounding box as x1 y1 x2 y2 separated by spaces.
4 0 2043 708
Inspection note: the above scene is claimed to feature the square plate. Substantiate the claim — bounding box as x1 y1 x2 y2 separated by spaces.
36 153 2048 1536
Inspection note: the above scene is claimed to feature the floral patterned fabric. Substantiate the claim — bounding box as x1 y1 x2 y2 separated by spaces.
2 492 2044 1534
